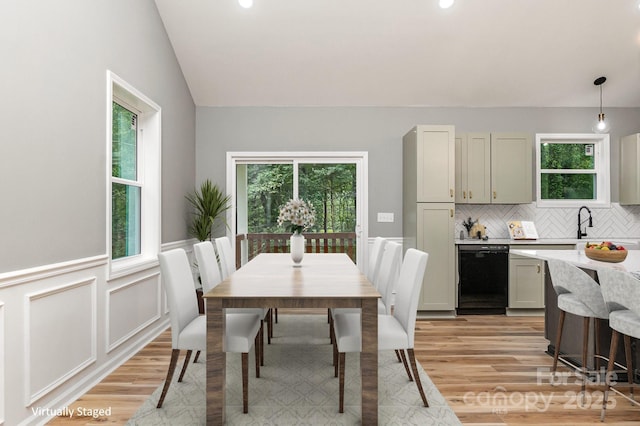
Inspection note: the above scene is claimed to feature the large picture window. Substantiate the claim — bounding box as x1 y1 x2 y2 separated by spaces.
535 134 610 207
107 71 161 276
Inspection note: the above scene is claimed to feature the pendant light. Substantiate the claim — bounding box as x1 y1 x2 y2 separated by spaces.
592 76 610 133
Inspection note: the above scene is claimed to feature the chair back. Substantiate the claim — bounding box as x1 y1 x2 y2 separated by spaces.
596 268 640 319
375 241 402 314
367 237 387 285
215 236 236 279
392 248 428 347
194 241 223 293
158 249 200 349
547 259 609 318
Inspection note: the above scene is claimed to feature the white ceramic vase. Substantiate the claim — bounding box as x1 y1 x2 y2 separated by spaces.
290 233 305 266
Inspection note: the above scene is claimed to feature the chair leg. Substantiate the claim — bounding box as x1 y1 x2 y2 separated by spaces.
156 349 180 408
260 320 265 366
193 350 200 363
594 318 601 372
328 308 331 323
624 334 634 399
329 314 334 342
255 334 261 378
178 350 192 382
395 349 402 363
581 316 590 404
333 338 339 377
275 308 278 323
242 352 249 413
399 349 413 381
339 352 346 413
407 348 429 407
266 311 272 345
601 329 620 421
552 310 566 374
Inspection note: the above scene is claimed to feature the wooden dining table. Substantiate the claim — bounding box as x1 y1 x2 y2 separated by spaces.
202 252 381 425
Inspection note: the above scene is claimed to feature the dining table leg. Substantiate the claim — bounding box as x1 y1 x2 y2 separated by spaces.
206 298 225 425
360 297 378 424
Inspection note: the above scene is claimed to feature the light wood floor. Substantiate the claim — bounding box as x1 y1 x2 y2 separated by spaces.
48 312 640 425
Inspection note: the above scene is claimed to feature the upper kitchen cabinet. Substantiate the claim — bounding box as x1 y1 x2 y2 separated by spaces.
491 133 533 204
403 125 455 203
455 133 491 204
620 133 640 205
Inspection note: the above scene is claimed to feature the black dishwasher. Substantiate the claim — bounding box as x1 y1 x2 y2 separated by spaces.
457 244 509 315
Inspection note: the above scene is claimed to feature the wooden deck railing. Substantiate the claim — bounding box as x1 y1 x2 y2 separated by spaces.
235 232 357 269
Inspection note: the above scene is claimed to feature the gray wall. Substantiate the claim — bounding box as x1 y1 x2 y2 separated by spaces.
0 0 196 273
196 106 640 237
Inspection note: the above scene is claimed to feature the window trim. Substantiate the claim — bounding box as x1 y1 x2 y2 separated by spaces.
107 71 162 278
535 133 610 208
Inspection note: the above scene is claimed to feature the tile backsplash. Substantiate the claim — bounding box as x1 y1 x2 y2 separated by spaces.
455 203 640 240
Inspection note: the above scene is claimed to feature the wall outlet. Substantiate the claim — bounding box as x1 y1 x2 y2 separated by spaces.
377 212 394 223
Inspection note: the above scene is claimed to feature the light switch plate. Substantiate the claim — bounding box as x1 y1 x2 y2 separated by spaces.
377 212 394 223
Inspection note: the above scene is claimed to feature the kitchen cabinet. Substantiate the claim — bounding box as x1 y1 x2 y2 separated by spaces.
508 255 544 309
415 203 456 311
455 133 491 203
403 125 456 313
620 133 640 205
507 244 574 313
403 125 455 203
491 133 533 204
455 132 532 204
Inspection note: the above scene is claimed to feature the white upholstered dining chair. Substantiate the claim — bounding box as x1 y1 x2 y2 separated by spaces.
332 248 429 413
157 248 261 413
194 240 269 364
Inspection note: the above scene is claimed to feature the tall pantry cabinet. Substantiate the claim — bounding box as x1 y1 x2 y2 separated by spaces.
403 125 456 313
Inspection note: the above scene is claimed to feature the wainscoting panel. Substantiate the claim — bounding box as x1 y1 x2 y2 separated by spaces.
25 279 97 405
0 301 5 426
107 272 161 353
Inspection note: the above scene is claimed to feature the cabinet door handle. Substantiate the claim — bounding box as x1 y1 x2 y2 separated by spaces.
537 265 541 273
450 189 454 198
463 191 466 199
450 209 453 217
493 191 497 199
469 191 473 199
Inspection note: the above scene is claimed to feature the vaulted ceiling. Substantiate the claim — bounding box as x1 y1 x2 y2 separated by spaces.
154 0 640 108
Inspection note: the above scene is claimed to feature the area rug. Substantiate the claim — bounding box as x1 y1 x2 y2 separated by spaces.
127 314 461 425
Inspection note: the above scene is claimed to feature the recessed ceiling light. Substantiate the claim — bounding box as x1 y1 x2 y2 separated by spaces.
439 0 454 9
239 0 253 9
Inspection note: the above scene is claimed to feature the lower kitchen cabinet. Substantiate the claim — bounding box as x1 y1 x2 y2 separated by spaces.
415 203 456 312
508 255 545 309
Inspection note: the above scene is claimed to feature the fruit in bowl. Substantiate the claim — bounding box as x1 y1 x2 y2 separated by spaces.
584 241 628 262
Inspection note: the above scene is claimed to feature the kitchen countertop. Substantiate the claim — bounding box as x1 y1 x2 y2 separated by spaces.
455 238 640 246
510 249 640 273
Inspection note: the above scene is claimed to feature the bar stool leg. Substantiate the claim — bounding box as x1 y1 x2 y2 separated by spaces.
552 310 566 376
601 329 620 421
581 316 590 406
624 334 634 400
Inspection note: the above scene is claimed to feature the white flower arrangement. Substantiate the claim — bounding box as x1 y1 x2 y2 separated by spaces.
277 198 316 234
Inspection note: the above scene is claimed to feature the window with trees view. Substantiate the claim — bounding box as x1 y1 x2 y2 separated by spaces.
535 134 610 207
108 71 161 273
230 152 367 267
242 163 356 233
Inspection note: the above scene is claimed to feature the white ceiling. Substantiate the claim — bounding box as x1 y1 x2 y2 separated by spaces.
154 0 640 108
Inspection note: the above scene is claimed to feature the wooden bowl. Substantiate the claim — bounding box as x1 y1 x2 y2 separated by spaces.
584 247 628 263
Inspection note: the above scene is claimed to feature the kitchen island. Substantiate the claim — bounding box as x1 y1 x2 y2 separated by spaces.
511 248 640 375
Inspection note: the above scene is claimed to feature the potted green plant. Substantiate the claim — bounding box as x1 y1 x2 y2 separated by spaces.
186 179 231 242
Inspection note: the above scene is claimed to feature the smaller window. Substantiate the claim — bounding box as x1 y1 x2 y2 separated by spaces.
535 133 610 207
